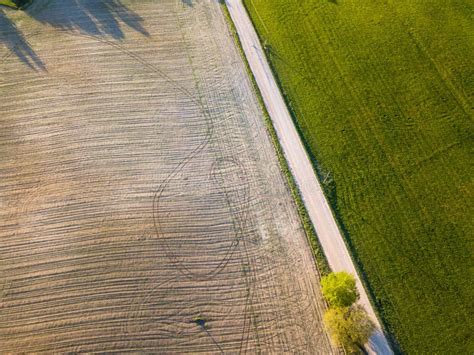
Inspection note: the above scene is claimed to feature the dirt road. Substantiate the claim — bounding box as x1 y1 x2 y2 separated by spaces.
0 0 334 352
225 0 392 353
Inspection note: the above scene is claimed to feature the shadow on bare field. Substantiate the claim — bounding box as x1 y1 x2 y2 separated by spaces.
26 0 149 39
0 0 149 70
0 9 45 71
181 0 224 7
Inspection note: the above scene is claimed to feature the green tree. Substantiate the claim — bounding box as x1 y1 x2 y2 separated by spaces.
323 305 375 353
321 271 358 307
0 0 30 9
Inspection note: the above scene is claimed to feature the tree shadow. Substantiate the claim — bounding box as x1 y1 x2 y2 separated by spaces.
1 0 149 70
181 0 225 7
26 0 149 39
0 9 46 71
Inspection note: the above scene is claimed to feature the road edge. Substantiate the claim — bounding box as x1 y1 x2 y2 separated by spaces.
220 2 331 277
223 1 394 354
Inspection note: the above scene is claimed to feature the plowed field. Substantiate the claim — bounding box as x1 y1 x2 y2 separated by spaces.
0 0 334 353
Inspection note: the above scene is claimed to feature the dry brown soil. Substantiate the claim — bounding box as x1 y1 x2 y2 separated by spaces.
0 0 334 352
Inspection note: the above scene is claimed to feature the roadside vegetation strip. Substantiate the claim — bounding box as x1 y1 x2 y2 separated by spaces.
243 0 473 354
221 3 330 276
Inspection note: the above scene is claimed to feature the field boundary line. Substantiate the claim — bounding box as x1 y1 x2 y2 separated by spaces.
224 1 393 353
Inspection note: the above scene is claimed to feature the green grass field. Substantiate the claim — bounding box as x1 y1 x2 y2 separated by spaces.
243 0 473 353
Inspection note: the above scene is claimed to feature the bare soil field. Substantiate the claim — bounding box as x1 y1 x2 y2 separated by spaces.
0 0 334 352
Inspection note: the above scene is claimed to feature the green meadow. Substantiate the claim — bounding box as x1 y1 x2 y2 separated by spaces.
244 0 473 353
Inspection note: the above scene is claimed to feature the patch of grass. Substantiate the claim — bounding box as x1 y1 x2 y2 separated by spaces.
243 0 473 354
221 3 330 277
